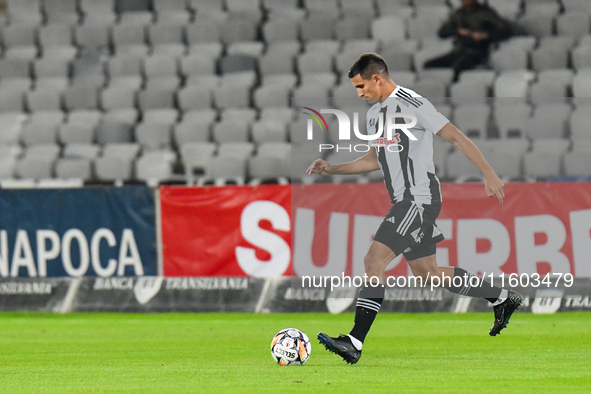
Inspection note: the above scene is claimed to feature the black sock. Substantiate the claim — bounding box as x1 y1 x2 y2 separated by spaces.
349 284 385 343
445 267 503 303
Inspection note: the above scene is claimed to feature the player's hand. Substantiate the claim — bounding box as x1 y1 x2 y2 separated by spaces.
485 173 505 205
306 159 334 176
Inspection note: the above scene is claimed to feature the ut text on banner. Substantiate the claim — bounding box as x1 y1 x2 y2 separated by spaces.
292 182 591 278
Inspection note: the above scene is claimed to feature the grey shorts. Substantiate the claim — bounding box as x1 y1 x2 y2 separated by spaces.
373 199 445 261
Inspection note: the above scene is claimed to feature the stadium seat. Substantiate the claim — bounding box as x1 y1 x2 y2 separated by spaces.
530 80 568 105
20 111 64 146
408 14 447 40
375 0 413 17
531 42 571 72
79 0 116 24
135 123 173 149
449 80 489 106
524 0 561 17
493 70 535 98
74 23 111 53
253 85 291 108
43 0 79 24
6 0 43 25
251 120 288 142
526 104 571 140
335 18 371 40
413 40 454 71
26 88 63 111
148 24 186 56
453 104 491 139
101 86 137 110
569 106 591 140
1 24 38 60
213 120 250 143
180 142 217 177
220 17 257 44
55 158 92 180
572 46 591 71
220 54 258 74
95 109 138 144
517 14 555 39
523 153 563 178
226 0 263 22
0 87 26 113
556 13 591 38
38 23 77 59
227 42 265 58
494 101 532 139
263 18 300 43
206 155 247 183
135 150 177 184
371 16 406 43
153 0 191 24
0 113 28 145
177 85 212 111
446 150 484 179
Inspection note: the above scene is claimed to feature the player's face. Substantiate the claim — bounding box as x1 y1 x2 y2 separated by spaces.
351 74 382 105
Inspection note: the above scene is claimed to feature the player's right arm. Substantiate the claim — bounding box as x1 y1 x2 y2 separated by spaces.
306 148 380 176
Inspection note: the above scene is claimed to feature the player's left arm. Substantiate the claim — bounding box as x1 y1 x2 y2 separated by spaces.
436 122 505 205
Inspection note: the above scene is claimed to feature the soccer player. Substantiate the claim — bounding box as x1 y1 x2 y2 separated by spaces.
307 53 523 364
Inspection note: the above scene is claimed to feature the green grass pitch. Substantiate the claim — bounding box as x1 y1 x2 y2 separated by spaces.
0 312 589 393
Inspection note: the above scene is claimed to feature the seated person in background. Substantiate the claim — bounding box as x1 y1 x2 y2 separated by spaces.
424 0 511 81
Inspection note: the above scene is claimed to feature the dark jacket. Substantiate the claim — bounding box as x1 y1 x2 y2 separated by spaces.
438 2 511 53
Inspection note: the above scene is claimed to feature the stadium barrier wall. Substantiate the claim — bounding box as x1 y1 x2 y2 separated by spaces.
1 183 590 313
1 277 590 314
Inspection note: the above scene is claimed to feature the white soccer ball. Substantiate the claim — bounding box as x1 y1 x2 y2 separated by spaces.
270 328 311 366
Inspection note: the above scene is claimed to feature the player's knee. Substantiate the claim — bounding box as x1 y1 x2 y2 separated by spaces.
363 253 381 277
410 266 442 283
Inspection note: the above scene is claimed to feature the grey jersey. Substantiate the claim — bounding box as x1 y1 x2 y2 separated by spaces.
367 86 449 205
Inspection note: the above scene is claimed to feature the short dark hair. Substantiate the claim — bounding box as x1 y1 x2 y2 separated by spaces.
348 53 390 80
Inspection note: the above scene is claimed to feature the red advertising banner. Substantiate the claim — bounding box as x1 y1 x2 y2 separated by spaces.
161 183 591 278
160 185 291 277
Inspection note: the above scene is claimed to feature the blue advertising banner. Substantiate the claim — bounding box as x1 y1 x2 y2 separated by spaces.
0 187 156 277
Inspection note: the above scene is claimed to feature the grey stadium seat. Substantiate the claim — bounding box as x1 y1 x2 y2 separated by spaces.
43 0 79 24
0 113 28 145
6 0 43 25
101 86 138 110
180 142 216 177
138 87 176 110
0 88 26 113
26 88 63 111
177 85 212 111
20 111 64 146
213 120 250 143
556 12 591 38
135 123 173 149
55 158 93 180
148 24 186 56
263 19 299 43
181 53 218 76
64 84 100 110
300 15 336 41
75 24 111 54
135 150 176 183
174 119 211 144
220 17 257 44
1 24 38 60
95 109 138 144
80 0 116 24
186 20 221 45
